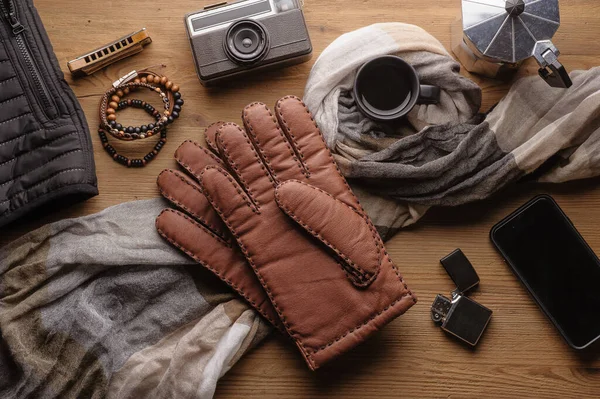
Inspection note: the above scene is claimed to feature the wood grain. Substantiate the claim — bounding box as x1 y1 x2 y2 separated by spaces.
2 0 600 397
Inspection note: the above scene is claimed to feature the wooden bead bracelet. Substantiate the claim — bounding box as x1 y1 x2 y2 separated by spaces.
107 98 162 139
97 69 184 167
99 82 171 141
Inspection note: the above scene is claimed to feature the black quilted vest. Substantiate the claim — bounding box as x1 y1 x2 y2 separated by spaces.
0 0 97 229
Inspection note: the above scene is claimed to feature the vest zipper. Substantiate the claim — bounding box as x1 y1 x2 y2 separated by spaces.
0 0 58 120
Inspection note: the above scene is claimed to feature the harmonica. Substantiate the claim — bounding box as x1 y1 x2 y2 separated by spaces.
67 28 152 76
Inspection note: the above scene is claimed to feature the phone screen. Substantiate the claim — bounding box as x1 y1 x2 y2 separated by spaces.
491 195 600 349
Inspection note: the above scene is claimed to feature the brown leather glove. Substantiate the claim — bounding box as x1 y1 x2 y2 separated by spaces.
194 96 416 370
155 123 283 332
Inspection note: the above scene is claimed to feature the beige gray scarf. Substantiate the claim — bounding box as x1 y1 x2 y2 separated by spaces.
304 23 600 240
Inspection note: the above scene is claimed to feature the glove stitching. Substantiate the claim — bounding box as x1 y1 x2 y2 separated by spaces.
244 102 308 178
158 208 231 246
275 180 380 285
277 197 377 287
273 98 417 360
217 122 279 207
200 168 307 342
202 99 416 367
178 150 260 214
203 121 224 153
386 250 415 302
280 96 366 211
203 168 410 369
275 96 312 177
176 140 225 167
156 209 282 329
278 100 417 285
275 97 387 283
314 292 415 353
157 170 226 238
217 123 254 198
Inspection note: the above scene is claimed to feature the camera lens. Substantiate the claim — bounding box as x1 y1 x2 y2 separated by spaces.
224 20 269 65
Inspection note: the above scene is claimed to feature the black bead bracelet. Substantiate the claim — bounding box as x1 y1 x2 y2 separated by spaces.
100 82 173 141
106 99 162 140
97 69 184 167
98 128 167 168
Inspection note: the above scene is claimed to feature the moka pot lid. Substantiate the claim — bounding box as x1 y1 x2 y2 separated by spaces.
460 0 561 64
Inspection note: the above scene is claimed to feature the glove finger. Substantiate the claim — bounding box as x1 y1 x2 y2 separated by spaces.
156 209 283 330
215 122 276 205
157 169 227 238
242 102 309 182
275 96 360 209
175 140 224 180
199 165 260 228
275 180 381 287
203 121 226 154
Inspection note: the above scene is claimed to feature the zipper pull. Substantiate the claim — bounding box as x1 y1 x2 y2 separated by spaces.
1 0 23 35
8 12 24 34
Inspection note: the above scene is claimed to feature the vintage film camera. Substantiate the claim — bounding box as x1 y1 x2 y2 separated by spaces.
185 0 313 86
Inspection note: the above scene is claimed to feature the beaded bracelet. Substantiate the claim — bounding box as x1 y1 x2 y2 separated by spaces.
97 69 184 167
99 70 185 141
99 82 172 141
98 128 167 168
105 98 162 140
129 69 184 119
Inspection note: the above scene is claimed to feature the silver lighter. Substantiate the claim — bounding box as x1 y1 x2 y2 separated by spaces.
431 249 493 347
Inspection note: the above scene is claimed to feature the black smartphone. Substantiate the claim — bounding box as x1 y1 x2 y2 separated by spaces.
490 194 600 350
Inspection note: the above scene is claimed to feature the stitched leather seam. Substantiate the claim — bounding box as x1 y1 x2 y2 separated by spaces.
203 165 260 214
243 102 307 179
275 96 311 176
157 169 226 237
0 112 32 126
283 97 391 259
201 99 415 366
158 208 230 247
311 292 416 354
276 202 379 287
0 131 77 168
387 252 413 297
275 180 380 284
0 122 74 147
273 97 416 361
242 103 280 181
217 122 277 205
178 156 258 214
155 209 282 329
0 168 86 209
217 124 255 193
202 168 398 369
203 121 224 153
0 149 82 187
286 96 361 206
0 93 25 107
178 140 224 166
200 168 301 338
217 124 258 204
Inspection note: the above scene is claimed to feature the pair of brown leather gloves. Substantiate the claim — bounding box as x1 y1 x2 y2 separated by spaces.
155 96 416 370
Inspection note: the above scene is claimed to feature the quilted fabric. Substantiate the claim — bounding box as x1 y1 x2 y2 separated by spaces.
0 0 97 228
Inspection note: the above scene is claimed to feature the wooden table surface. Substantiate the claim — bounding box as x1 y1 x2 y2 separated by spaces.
3 0 600 397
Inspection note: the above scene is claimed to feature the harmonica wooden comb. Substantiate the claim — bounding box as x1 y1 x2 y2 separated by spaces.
67 28 152 76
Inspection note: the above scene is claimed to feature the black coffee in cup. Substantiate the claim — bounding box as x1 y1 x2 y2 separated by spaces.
354 55 440 122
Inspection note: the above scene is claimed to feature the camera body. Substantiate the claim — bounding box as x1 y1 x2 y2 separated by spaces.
185 0 313 86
